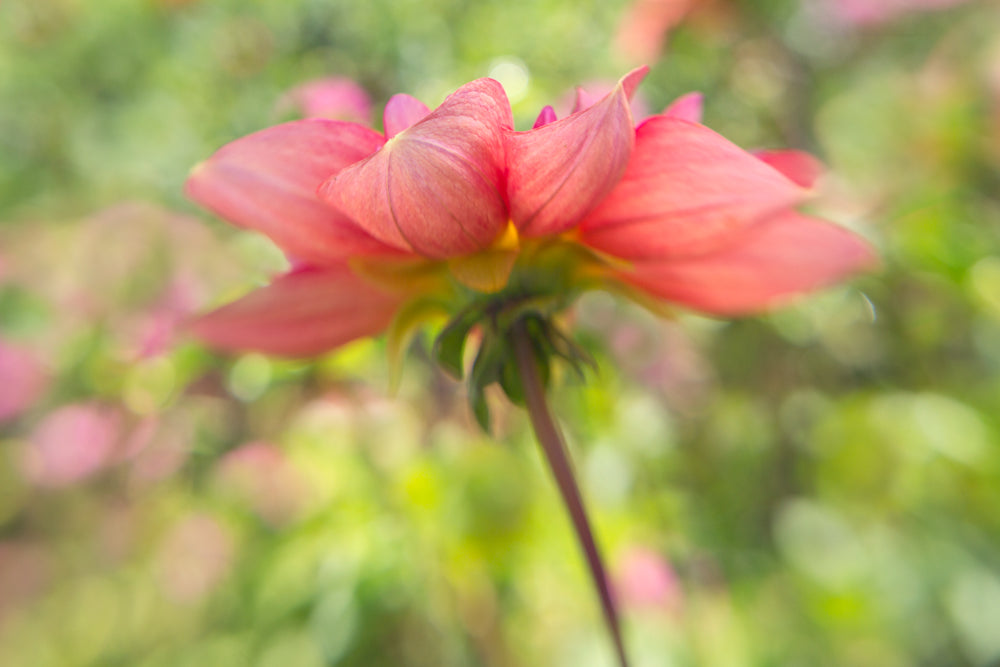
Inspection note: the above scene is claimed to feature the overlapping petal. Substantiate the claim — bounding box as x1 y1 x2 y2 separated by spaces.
577 116 806 260
571 87 600 114
319 79 513 259
618 212 877 315
507 67 649 238
185 120 394 265
188 265 406 356
383 94 431 139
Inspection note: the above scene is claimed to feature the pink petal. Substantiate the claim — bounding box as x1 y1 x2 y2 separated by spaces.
619 212 877 315
578 116 806 260
319 79 513 259
383 94 432 139
279 77 373 124
188 265 405 356
661 92 703 124
559 80 652 122
533 105 557 129
186 120 396 265
754 149 824 188
572 87 600 114
507 66 649 238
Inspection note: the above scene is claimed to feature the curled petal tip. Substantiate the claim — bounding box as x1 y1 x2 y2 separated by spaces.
621 65 650 100
662 92 704 124
533 105 557 128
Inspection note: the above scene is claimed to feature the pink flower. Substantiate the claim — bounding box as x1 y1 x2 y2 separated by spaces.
0 340 48 423
828 0 972 27
21 403 120 487
277 77 374 124
614 0 700 62
2 202 241 359
614 546 683 612
186 67 874 357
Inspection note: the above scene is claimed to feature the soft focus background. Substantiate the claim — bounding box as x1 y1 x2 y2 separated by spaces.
2 0 1000 665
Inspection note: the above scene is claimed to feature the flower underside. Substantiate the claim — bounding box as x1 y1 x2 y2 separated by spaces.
186 67 875 368
369 230 614 430
185 69 878 667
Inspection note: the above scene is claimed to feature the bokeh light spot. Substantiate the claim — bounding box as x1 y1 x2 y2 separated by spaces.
227 353 272 402
488 57 530 105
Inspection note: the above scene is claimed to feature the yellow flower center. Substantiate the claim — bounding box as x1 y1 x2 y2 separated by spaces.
447 220 521 293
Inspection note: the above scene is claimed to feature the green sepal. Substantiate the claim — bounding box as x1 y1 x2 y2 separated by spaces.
461 310 596 433
432 305 483 380
498 314 550 405
384 297 450 393
468 332 504 432
469 381 491 433
498 357 524 405
520 312 591 383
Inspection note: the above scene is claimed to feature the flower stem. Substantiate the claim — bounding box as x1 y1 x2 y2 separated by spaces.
511 320 629 667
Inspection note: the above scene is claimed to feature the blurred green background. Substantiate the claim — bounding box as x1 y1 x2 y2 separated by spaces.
2 0 1000 665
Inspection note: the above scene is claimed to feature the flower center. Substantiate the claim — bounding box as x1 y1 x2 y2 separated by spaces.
446 220 521 293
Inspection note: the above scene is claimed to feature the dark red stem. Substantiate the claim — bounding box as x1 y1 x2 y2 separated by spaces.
512 321 629 667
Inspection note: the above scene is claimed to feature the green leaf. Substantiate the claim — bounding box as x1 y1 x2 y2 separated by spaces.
499 315 554 405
